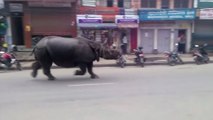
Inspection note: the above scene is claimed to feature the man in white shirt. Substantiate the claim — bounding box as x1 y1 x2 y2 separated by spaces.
121 33 128 54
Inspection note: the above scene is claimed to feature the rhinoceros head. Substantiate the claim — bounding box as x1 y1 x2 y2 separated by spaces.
100 47 121 60
80 37 121 61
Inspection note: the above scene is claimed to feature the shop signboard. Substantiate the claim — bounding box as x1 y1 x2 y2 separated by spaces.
116 15 139 24
9 3 23 12
77 15 117 28
139 9 196 21
78 23 117 28
116 15 139 28
198 0 213 8
77 14 102 24
200 8 213 19
200 0 213 2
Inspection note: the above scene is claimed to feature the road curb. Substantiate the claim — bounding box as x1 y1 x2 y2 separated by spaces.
15 61 213 71
2 55 213 71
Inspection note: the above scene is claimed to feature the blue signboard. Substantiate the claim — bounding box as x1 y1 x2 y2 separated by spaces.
139 9 196 21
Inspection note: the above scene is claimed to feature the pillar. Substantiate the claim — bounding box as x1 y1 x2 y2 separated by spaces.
5 17 12 51
170 28 175 51
23 10 32 48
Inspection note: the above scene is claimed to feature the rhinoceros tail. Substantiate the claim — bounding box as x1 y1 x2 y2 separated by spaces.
30 47 36 56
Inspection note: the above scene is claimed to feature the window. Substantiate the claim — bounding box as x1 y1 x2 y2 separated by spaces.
107 0 113 7
174 0 188 8
118 0 131 8
141 0 157 8
81 0 96 7
118 0 124 7
161 0 169 9
99 0 107 6
124 0 131 8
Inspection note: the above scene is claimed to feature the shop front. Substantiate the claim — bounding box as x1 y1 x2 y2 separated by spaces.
5 0 77 48
77 14 118 48
115 15 139 52
77 6 120 48
193 8 213 51
138 9 196 53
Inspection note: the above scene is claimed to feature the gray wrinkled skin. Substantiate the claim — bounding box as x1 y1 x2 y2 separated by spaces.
31 36 120 80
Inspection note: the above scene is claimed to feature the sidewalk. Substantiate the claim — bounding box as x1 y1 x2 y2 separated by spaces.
16 52 213 70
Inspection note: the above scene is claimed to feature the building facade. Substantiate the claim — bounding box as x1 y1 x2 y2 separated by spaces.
193 0 213 51
4 0 77 48
3 0 203 53
77 0 139 52
138 0 195 53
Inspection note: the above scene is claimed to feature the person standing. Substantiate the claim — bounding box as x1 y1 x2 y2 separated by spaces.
0 36 3 50
178 34 186 54
121 33 128 54
102 33 109 48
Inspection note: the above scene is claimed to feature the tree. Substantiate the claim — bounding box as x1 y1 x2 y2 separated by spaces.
0 16 7 35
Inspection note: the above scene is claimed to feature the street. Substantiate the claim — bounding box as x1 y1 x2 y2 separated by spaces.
0 64 213 120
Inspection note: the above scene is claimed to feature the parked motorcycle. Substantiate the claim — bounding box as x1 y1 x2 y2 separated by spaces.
133 47 145 67
164 43 184 66
192 44 209 65
0 51 22 70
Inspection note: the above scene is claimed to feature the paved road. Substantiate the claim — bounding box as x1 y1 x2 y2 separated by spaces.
1 64 213 120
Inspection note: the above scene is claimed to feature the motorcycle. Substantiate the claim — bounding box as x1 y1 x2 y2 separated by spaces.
164 43 184 66
192 44 209 65
0 51 22 70
133 47 145 67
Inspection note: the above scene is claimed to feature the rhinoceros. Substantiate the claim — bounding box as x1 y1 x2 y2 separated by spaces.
31 36 120 80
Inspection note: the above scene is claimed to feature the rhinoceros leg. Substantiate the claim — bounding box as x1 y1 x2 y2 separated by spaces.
41 61 55 80
75 64 87 75
31 61 41 78
36 53 55 80
87 62 99 79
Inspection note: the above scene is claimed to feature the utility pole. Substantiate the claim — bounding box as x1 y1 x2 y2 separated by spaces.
5 17 12 52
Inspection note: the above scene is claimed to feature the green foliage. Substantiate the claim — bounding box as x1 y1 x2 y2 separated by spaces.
0 22 7 29
0 21 7 35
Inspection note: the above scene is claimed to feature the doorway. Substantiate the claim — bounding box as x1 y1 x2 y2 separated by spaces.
175 29 187 53
11 16 24 45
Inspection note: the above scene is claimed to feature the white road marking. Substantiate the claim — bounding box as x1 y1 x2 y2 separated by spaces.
68 83 115 87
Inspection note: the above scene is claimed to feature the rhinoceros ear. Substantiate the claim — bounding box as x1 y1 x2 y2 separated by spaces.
88 42 100 50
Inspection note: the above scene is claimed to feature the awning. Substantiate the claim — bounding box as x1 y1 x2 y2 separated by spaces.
117 23 138 28
78 23 117 28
